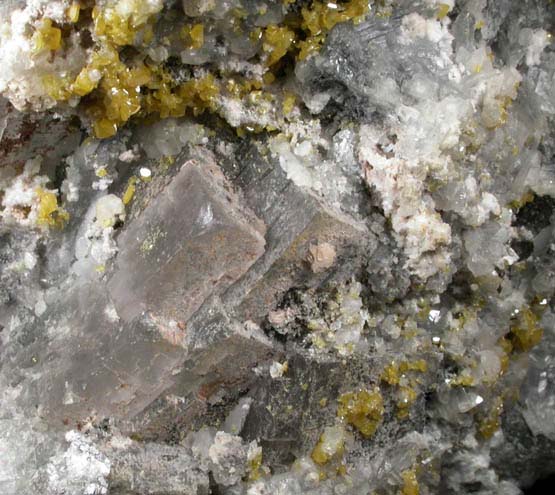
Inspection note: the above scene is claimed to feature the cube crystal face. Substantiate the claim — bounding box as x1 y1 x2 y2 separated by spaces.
24 152 269 425
13 145 368 428
108 156 266 324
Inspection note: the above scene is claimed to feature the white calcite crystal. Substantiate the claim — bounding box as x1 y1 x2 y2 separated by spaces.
45 431 111 495
0 0 85 110
208 432 248 486
1 157 50 226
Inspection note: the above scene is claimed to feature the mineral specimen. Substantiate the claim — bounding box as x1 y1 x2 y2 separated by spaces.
1 1 555 494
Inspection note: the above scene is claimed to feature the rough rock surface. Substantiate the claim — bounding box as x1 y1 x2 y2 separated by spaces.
1 1 555 494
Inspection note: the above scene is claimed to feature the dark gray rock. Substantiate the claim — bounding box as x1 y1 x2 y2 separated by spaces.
222 145 374 324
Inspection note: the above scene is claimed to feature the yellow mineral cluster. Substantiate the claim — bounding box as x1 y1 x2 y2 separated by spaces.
66 2 81 23
247 449 263 481
337 388 384 437
36 188 70 228
509 306 543 352
122 176 138 205
33 18 62 53
36 2 224 138
381 359 428 386
30 0 372 139
35 0 164 137
396 386 417 420
478 397 504 439
263 25 296 66
380 360 427 419
92 0 162 46
182 23 205 49
400 468 420 495
298 0 369 60
311 425 346 465
436 3 451 21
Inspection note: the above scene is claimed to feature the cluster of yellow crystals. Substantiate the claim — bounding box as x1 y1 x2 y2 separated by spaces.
35 1 162 137
449 373 475 387
36 188 70 228
297 0 369 60
337 388 384 437
478 397 504 439
261 0 370 66
263 25 296 66
509 306 544 352
381 360 427 419
181 23 205 49
46 44 221 139
92 0 161 46
396 386 418 419
34 0 371 139
400 468 420 495
311 439 335 465
35 2 227 137
33 18 62 53
145 73 220 119
436 3 452 21
475 305 545 440
381 360 428 386
89 49 150 137
66 1 81 23
247 450 263 481
122 176 138 205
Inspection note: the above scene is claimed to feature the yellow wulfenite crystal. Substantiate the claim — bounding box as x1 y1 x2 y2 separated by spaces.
92 0 162 46
297 35 324 61
42 74 72 101
72 68 102 97
182 23 205 49
381 362 401 386
401 468 419 495
123 176 138 205
509 190 534 210
67 2 81 23
337 388 384 437
311 425 346 465
449 374 475 387
33 18 62 53
248 453 263 481
94 119 118 139
437 3 451 20
509 307 543 351
381 359 428 386
282 92 296 115
263 25 296 66
36 188 69 228
400 360 428 374
29 0 374 139
396 386 417 419
478 398 503 439
85 50 152 136
297 0 369 59
302 0 368 35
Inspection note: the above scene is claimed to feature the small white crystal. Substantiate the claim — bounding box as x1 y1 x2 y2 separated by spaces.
269 361 288 379
139 167 152 179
